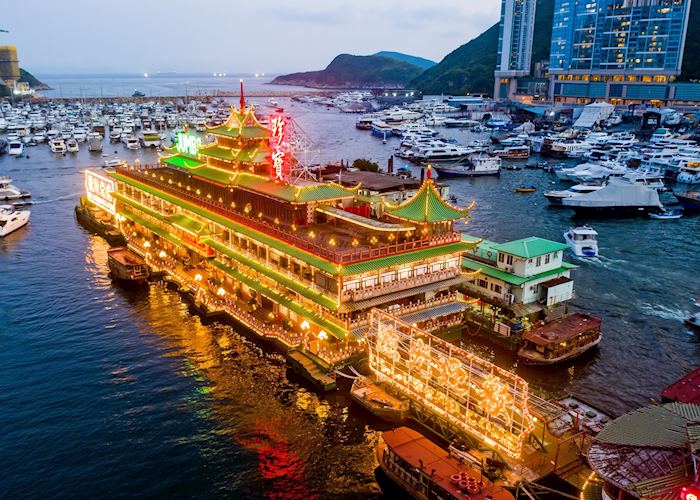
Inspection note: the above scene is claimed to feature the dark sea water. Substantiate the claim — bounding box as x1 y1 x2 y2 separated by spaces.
1 91 699 497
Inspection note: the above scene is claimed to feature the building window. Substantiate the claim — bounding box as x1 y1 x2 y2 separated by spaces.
491 284 503 294
507 255 514 265
545 254 551 265
536 256 542 266
477 279 487 289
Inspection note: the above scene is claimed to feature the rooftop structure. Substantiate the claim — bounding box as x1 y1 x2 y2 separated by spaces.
662 367 700 404
586 402 700 500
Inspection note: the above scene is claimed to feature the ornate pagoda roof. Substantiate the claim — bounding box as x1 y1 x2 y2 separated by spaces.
206 105 270 139
385 178 475 223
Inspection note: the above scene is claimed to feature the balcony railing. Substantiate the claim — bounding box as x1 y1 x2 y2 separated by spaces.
342 268 461 302
347 292 460 330
116 165 461 265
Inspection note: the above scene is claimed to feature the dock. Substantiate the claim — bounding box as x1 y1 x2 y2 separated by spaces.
286 350 337 392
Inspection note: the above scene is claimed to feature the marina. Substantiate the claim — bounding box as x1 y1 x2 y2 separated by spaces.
3 87 700 497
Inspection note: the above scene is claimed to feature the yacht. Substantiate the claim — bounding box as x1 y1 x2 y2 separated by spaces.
564 226 599 257
0 177 31 201
66 138 80 153
650 128 673 143
125 136 140 150
563 177 663 216
7 140 24 156
33 132 47 143
141 130 161 148
676 162 700 185
433 154 500 177
0 205 30 237
545 183 604 205
49 138 67 154
416 144 473 163
371 120 393 138
103 157 125 168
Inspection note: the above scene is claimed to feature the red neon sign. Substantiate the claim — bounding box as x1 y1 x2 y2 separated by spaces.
681 484 700 500
269 114 287 182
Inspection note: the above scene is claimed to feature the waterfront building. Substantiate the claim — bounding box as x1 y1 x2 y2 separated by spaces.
99 99 477 366
549 0 693 105
494 0 538 100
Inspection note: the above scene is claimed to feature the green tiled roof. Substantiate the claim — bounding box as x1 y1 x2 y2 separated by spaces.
167 213 208 235
207 124 269 139
341 242 475 276
198 144 269 163
461 257 577 286
204 237 339 311
110 173 340 275
210 259 347 340
492 237 569 259
386 180 474 223
161 155 205 169
232 172 358 203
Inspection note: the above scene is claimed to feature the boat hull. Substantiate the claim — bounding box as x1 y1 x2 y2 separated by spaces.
433 167 499 178
675 193 700 211
517 335 602 365
566 205 659 217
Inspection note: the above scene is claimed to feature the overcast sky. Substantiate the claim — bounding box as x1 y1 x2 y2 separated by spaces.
3 0 501 75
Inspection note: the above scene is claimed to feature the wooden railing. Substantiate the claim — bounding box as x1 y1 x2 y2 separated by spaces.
116 165 461 265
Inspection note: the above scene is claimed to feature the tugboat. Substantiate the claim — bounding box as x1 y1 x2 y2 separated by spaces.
107 247 150 285
376 427 514 500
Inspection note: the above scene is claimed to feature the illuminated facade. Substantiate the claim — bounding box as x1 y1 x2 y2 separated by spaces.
94 100 478 366
494 0 538 100
367 309 534 458
549 0 693 103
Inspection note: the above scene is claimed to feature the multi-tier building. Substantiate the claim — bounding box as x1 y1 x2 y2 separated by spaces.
549 0 693 104
99 100 477 366
494 0 538 100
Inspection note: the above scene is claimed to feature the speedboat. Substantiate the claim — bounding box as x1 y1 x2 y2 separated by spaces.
103 157 125 168
7 140 24 156
66 138 80 153
0 176 31 201
564 226 599 257
125 136 140 150
648 208 683 220
0 204 30 236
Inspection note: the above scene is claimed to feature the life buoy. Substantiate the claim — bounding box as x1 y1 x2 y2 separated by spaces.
486 250 493 258
450 474 461 485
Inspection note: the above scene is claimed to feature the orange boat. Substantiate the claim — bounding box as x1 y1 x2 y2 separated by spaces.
376 427 514 500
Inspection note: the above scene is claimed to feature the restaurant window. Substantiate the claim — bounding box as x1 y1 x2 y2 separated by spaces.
536 256 542 266
478 279 488 289
545 254 551 265
415 265 427 276
491 284 503 294
398 268 412 280
363 276 378 288
381 272 395 284
430 262 442 273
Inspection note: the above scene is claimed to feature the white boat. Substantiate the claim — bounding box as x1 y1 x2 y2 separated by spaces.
563 177 663 216
125 136 140 150
0 177 31 201
676 162 700 185
7 140 24 156
141 129 161 148
433 155 500 177
545 183 604 205
87 132 103 152
49 138 67 154
648 208 683 220
564 226 599 257
0 204 30 236
103 157 125 168
66 138 80 153
415 144 474 163
650 128 673 143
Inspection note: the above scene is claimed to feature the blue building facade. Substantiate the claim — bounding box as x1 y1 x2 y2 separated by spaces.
548 0 693 104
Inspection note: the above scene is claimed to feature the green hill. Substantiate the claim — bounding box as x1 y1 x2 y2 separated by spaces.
412 0 700 95
0 68 50 96
271 54 425 89
373 51 436 70
411 0 553 95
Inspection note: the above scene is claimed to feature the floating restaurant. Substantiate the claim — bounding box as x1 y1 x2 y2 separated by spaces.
89 94 479 368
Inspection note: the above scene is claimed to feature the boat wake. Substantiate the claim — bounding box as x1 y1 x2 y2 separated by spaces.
32 192 82 204
638 302 688 322
570 254 623 269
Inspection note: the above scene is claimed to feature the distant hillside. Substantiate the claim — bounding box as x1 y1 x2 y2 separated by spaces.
411 0 553 95
20 68 51 90
412 0 700 95
271 54 425 89
373 51 436 70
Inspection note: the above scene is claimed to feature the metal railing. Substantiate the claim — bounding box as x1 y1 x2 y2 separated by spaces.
342 268 460 302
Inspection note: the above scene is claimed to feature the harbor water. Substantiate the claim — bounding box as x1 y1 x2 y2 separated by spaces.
1 89 699 496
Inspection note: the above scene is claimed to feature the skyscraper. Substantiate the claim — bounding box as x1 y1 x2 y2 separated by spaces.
549 0 692 104
494 0 538 100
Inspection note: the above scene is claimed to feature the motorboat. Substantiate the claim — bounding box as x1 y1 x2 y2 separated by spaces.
444 118 478 128
66 138 80 153
545 183 604 206
125 136 140 150
0 204 30 237
87 132 103 152
515 185 536 193
650 128 673 143
676 161 700 185
7 140 24 156
49 138 67 154
415 144 474 163
0 177 31 201
103 157 125 168
371 120 393 138
648 208 683 220
564 226 599 257
563 177 663 216
491 145 530 160
141 130 161 148
433 155 500 177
